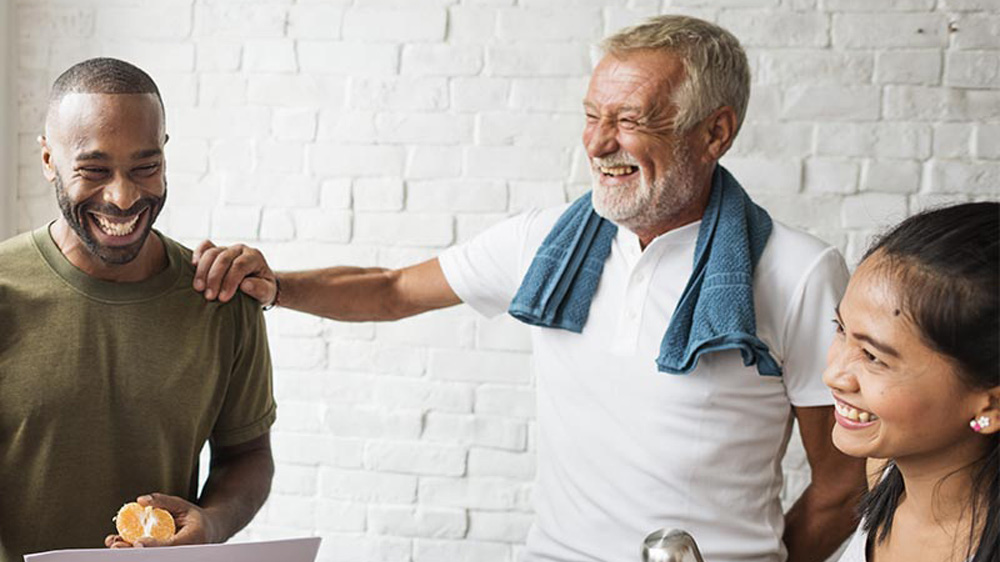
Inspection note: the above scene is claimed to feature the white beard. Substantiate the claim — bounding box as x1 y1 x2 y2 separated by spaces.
590 145 700 234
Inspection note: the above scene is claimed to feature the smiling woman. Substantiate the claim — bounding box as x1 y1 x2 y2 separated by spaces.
824 202 999 562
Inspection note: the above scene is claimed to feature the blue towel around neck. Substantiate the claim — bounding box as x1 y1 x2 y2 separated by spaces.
508 165 781 377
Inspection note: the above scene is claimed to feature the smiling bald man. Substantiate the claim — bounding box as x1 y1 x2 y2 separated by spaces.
0 58 275 562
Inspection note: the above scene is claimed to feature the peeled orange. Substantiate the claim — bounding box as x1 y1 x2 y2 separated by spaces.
114 502 176 544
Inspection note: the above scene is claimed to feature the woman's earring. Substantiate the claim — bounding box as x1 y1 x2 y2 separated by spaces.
970 416 991 433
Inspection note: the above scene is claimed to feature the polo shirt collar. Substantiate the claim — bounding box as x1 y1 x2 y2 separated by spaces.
615 219 702 266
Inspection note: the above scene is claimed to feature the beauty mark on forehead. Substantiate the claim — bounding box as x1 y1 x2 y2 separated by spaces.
835 305 902 359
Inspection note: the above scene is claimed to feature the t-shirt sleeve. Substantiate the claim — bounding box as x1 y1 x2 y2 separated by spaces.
438 210 539 318
211 297 277 447
780 247 850 407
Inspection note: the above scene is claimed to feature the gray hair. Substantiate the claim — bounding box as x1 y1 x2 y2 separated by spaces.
601 15 750 134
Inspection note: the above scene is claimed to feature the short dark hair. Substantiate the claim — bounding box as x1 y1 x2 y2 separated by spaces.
48 57 164 116
860 201 999 562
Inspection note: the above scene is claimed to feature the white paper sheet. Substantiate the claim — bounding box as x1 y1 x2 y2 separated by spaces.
23 537 321 562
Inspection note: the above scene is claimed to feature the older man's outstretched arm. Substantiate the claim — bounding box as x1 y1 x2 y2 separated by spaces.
191 241 460 321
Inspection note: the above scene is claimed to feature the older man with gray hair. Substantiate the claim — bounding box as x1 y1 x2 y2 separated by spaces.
194 15 865 562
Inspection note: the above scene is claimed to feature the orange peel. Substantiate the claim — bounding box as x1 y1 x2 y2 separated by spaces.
114 502 176 544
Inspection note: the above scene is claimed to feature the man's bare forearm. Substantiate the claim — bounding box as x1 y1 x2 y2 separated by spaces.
278 266 399 320
277 259 461 321
784 406 866 562
783 482 860 562
199 436 274 543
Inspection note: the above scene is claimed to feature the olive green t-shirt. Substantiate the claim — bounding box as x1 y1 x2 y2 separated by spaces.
0 226 276 562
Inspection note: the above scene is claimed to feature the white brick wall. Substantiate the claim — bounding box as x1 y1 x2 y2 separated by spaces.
1 0 13 240
10 1 999 560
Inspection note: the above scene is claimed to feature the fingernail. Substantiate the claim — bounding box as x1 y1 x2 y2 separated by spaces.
139 495 152 502
205 290 214 299
194 279 204 290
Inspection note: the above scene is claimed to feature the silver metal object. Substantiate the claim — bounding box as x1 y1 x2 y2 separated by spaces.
641 528 705 562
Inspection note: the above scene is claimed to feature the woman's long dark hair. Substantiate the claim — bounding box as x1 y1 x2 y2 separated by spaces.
858 202 999 562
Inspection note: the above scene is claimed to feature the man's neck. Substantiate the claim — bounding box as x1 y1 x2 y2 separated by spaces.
631 165 715 250
634 213 702 250
50 219 168 283
634 190 712 250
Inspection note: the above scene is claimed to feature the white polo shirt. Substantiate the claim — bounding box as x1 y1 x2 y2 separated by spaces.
438 204 849 562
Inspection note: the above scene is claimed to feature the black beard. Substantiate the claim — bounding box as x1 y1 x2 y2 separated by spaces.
54 171 167 265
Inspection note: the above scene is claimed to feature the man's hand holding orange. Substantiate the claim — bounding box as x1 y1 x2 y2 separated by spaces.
105 493 221 549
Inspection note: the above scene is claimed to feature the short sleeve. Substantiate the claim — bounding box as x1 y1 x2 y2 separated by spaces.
438 210 540 318
211 296 276 447
780 247 850 407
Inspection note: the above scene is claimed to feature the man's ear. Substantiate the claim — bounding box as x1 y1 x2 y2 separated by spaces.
697 106 738 163
39 135 56 183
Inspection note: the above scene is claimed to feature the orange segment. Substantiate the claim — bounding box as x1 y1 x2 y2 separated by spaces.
115 502 176 544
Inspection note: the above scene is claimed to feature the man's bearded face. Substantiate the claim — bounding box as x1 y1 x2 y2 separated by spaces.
45 92 168 266
583 50 705 233
54 168 166 265
589 141 699 233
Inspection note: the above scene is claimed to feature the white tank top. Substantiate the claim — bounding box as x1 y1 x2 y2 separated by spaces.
836 525 867 562
837 522 975 562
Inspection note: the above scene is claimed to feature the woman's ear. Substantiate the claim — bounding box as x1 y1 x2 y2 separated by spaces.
970 388 1000 435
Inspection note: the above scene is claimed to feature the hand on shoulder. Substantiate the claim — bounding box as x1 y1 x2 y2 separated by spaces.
191 240 277 307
